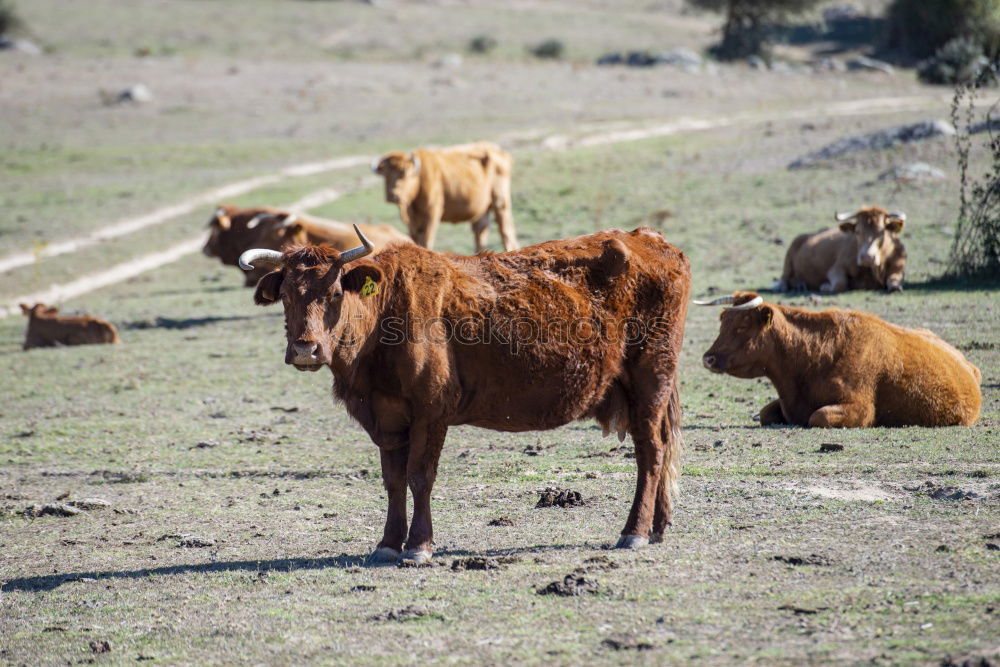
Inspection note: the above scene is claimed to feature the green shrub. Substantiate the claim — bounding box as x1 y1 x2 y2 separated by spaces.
468 34 497 54
530 39 564 60
919 37 992 84
886 0 1000 61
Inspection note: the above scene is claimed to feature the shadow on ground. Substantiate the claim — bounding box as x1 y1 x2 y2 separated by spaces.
2 543 591 592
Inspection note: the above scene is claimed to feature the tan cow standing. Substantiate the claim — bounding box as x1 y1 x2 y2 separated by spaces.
373 141 518 253
777 206 907 293
21 303 121 350
203 205 410 285
698 292 981 427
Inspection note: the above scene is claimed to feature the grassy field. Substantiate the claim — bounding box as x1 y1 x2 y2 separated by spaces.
1 1 998 664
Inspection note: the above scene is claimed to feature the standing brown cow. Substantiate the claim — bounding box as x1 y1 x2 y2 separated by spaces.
239 226 690 564
777 206 907 293
203 205 410 285
21 303 120 350
698 292 981 427
372 141 518 253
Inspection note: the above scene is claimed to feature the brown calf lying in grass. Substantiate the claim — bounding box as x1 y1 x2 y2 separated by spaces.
698 292 981 427
20 303 120 350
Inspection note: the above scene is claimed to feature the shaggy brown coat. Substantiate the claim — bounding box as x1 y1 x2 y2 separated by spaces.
373 141 518 253
21 303 120 350
249 228 690 562
701 292 981 427
202 204 409 285
778 206 907 293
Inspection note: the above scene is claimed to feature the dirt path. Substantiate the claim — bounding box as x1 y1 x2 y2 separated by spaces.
1 94 946 318
0 184 358 319
0 156 371 276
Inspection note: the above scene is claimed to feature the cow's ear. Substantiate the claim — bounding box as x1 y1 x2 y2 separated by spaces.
19 303 30 315
758 304 774 329
886 217 904 234
286 222 308 245
838 221 856 233
342 265 384 297
254 271 284 306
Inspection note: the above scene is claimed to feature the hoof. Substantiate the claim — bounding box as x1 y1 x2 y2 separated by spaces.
649 531 665 544
400 549 433 565
615 534 649 549
366 546 401 566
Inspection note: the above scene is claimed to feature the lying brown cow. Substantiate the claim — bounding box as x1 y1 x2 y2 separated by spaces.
239 226 690 563
373 141 519 253
777 206 907 293
203 205 410 285
21 303 120 350
698 292 981 427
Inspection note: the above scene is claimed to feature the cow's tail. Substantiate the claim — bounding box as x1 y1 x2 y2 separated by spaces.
661 378 683 500
486 146 513 178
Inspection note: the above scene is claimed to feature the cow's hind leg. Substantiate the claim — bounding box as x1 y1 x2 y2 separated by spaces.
618 403 666 549
808 402 874 428
368 446 409 565
402 419 448 564
491 181 518 251
651 384 682 543
472 213 490 253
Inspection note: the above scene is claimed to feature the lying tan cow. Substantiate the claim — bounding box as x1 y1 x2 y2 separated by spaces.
373 141 518 253
698 292 981 427
203 204 410 285
21 303 120 350
777 206 907 293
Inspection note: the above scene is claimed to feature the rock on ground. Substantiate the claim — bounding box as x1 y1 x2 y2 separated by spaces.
789 120 956 169
877 162 946 183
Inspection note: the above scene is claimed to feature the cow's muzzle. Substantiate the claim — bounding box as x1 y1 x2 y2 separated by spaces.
702 353 725 373
288 340 325 371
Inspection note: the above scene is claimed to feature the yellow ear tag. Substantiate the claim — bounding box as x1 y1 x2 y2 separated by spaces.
361 275 380 298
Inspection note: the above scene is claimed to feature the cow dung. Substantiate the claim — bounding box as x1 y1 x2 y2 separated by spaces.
488 516 514 526
602 634 654 651
536 488 584 508
537 574 601 596
24 503 81 518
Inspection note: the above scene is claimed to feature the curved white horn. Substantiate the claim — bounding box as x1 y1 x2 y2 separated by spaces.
835 211 855 221
239 249 284 271
726 295 763 310
281 214 298 228
693 296 735 306
371 156 382 174
246 213 274 230
411 154 421 174
339 224 375 264
888 211 906 220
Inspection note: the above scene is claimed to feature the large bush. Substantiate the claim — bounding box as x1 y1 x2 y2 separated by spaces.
686 0 822 60
919 37 993 85
886 0 1000 61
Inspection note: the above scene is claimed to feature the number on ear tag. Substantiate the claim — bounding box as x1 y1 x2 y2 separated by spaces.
361 275 380 298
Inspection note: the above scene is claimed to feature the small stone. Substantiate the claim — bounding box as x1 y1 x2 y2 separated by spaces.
68 498 112 511
178 535 215 548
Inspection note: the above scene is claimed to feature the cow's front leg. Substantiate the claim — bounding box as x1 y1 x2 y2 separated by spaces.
757 399 787 425
808 403 874 428
368 445 409 566
402 419 448 564
820 267 848 294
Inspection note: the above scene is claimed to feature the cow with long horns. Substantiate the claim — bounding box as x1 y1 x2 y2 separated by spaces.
372 141 518 253
698 292 981 427
203 204 410 285
776 206 907 293
239 226 690 564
